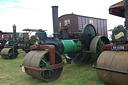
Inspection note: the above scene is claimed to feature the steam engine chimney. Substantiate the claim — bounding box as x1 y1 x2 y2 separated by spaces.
13 24 16 41
52 6 59 38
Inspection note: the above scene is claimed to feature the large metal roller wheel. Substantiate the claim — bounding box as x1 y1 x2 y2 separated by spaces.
96 51 128 85
23 50 63 82
0 48 18 59
89 36 110 61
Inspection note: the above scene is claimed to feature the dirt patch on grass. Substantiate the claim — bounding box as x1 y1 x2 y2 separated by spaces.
0 74 12 85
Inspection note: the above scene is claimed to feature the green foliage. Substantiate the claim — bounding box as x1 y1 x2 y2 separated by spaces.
0 50 107 85
108 29 113 31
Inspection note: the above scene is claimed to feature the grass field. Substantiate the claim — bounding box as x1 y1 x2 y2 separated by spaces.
0 49 107 85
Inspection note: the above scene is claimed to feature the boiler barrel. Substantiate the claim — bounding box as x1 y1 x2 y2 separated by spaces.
96 51 128 85
61 39 81 53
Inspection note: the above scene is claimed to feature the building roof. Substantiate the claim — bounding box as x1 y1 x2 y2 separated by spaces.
59 13 107 20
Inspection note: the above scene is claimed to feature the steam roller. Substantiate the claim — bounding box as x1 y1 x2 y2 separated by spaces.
0 24 31 59
94 0 128 85
21 6 110 82
1 48 18 59
0 24 19 59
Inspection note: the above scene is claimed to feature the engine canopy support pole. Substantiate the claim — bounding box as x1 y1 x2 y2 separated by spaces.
124 0 128 29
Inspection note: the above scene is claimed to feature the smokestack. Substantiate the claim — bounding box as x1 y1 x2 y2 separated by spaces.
13 24 16 41
52 6 59 38
124 0 128 29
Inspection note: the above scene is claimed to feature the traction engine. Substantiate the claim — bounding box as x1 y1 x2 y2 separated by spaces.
0 31 10 51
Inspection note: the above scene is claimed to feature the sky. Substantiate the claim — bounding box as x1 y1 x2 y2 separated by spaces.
0 0 125 35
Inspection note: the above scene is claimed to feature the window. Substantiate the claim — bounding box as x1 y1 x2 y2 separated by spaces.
59 22 62 32
89 18 93 25
64 19 70 26
59 22 61 29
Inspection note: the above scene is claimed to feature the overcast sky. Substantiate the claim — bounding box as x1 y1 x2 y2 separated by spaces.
0 0 124 34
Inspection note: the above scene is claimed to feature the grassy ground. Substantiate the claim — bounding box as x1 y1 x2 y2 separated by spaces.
0 49 107 85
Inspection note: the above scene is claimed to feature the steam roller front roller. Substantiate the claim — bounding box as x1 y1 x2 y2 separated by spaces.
22 50 63 82
96 51 128 85
0 48 18 59
89 36 110 61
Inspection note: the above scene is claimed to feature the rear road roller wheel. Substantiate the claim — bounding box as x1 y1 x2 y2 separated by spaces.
0 48 18 59
90 36 110 61
96 51 128 85
23 50 63 82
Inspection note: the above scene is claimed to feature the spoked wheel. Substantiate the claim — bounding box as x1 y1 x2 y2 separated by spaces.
0 48 18 59
96 38 105 56
90 36 110 61
23 50 63 82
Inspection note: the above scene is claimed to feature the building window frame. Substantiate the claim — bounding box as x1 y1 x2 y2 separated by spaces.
64 19 70 26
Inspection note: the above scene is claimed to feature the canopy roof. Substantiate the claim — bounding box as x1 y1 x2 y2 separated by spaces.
109 1 124 18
